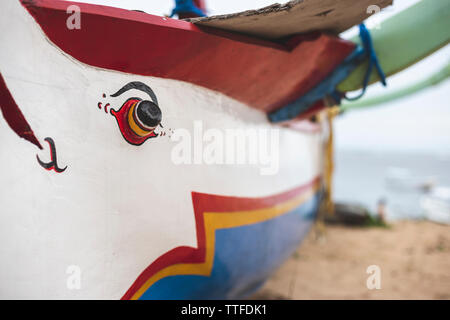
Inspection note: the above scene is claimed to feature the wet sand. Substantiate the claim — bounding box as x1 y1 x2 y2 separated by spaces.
252 220 450 300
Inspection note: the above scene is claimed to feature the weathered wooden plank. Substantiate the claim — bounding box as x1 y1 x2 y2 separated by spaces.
188 0 392 40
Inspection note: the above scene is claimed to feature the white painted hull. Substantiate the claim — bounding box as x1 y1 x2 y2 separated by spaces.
0 1 326 299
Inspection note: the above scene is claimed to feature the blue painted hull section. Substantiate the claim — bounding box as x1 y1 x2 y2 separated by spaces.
140 193 320 299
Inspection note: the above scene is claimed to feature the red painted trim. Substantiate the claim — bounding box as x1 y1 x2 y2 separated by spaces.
121 176 320 300
20 0 355 116
283 118 323 134
0 72 42 149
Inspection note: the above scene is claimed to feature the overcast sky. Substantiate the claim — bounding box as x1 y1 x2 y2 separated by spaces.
65 0 449 155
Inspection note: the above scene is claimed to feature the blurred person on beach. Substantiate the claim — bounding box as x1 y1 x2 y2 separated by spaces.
377 198 387 223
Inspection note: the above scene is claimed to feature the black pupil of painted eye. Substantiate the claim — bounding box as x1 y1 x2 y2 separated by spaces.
136 100 162 128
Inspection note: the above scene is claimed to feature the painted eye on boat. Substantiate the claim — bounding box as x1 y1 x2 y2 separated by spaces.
108 82 162 146
124 99 162 140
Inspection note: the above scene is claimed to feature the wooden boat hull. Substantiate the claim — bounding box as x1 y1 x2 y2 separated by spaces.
0 0 329 299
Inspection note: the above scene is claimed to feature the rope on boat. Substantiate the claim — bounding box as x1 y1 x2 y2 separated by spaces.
314 107 339 239
169 0 206 18
324 107 340 216
268 24 387 123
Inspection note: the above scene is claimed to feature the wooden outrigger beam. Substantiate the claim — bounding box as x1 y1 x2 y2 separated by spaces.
338 0 450 92
341 61 450 110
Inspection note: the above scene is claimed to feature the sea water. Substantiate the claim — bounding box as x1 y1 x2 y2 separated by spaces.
334 150 450 221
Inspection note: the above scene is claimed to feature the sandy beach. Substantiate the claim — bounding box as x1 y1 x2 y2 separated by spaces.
252 220 450 300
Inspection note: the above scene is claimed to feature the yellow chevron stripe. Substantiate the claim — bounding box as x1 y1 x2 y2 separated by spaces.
131 181 319 300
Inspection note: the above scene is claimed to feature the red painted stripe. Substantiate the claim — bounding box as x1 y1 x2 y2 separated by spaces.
121 176 320 300
20 0 355 115
0 72 42 149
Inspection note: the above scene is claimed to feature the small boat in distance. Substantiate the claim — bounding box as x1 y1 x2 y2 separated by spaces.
385 167 436 193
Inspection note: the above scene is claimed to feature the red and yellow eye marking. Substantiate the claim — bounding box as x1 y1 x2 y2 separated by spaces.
128 101 153 137
110 98 157 146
